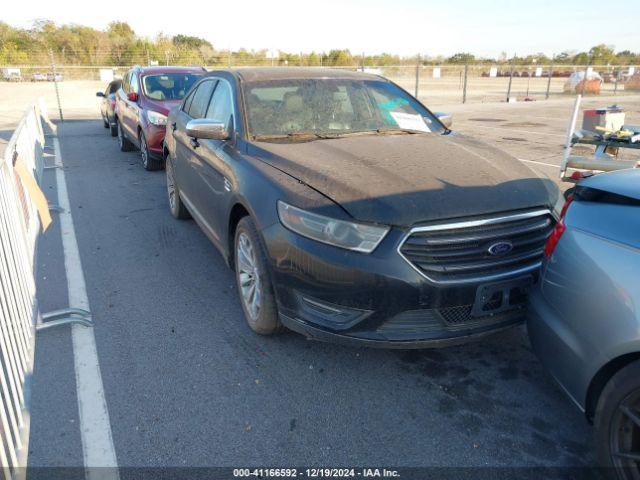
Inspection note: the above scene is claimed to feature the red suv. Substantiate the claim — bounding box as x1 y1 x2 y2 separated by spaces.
115 66 205 170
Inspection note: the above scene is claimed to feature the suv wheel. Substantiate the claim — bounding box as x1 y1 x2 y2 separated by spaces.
234 216 282 335
117 121 134 152
595 360 640 479
140 132 163 171
166 157 191 219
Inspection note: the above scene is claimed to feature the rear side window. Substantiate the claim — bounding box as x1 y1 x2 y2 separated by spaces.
576 187 640 206
187 80 215 119
122 72 130 92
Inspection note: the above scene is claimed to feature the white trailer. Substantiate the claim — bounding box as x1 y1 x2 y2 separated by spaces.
1 68 22 81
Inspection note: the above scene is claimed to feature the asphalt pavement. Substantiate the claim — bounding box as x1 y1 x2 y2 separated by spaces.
27 116 596 473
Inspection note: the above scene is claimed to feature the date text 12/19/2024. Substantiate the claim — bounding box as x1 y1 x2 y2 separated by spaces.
233 469 400 478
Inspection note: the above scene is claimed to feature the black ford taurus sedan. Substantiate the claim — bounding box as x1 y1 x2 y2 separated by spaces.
163 68 559 348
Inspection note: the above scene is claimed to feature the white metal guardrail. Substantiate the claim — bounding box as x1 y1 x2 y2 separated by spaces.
0 100 92 480
0 100 49 480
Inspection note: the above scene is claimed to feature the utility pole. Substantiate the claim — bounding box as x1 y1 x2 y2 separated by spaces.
462 63 468 103
545 56 554 100
506 55 516 102
49 49 63 121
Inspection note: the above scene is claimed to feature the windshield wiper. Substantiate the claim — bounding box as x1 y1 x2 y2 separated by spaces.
252 132 345 141
374 127 428 135
252 128 429 142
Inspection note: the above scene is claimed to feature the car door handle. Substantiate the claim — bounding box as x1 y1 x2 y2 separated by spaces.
190 138 200 149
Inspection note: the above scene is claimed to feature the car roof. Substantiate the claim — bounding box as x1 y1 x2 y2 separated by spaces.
137 66 206 75
579 168 640 201
207 67 384 82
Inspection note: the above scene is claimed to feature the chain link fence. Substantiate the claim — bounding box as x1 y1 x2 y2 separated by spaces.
2 55 639 120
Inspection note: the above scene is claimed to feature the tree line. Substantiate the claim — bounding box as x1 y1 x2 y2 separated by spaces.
1 20 638 67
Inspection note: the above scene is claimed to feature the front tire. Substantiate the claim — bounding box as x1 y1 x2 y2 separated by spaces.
117 120 134 152
595 360 640 479
140 132 163 171
234 216 282 335
166 157 191 220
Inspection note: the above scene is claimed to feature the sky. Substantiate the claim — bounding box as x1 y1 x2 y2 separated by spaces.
2 0 639 57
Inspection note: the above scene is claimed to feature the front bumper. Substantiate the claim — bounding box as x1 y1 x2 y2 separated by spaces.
262 222 534 348
143 123 166 159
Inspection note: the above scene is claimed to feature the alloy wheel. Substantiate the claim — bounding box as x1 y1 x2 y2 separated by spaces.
117 122 123 148
141 135 148 168
236 232 261 320
166 160 176 211
611 389 640 479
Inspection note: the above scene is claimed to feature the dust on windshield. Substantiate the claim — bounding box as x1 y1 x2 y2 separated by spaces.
244 78 444 140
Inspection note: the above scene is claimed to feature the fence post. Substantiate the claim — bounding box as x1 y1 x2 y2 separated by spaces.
506 57 515 102
228 49 232 68
545 63 553 99
462 64 468 104
414 54 420 99
614 69 619 95
48 49 63 122
361 52 365 72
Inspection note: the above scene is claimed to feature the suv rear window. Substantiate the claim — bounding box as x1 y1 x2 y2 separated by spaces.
575 186 640 206
142 73 202 101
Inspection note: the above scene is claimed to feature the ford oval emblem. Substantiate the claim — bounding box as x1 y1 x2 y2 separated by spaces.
488 241 513 256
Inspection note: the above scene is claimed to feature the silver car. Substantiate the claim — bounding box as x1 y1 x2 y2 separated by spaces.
527 168 640 478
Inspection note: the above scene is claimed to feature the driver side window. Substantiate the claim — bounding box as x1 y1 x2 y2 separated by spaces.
205 80 233 129
130 72 139 94
187 80 216 119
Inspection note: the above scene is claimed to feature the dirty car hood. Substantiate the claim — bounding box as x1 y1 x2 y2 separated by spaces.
253 133 558 226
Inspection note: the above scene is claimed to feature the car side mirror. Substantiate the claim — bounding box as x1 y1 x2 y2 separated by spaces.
186 119 230 141
127 92 138 102
435 112 452 129
96 92 105 97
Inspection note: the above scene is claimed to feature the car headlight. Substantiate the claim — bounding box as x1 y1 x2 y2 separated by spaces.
147 110 167 126
277 201 389 253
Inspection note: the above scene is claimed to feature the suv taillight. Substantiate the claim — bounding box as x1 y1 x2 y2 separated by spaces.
544 195 573 258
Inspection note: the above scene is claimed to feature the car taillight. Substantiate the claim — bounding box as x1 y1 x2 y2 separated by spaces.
110 100 116 109
544 220 566 258
559 194 574 218
544 195 573 258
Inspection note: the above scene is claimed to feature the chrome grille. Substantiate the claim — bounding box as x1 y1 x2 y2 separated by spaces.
399 209 554 283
